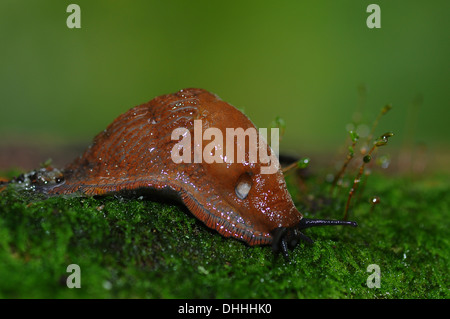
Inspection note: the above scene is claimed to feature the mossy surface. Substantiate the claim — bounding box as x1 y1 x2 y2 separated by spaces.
0 170 448 299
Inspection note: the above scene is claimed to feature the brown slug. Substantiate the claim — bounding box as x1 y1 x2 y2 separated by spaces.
13 88 357 257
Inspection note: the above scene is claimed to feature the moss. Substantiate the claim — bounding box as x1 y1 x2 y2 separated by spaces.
0 171 448 298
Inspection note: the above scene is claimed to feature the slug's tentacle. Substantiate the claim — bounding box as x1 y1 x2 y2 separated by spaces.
271 227 289 258
272 218 357 258
298 218 358 230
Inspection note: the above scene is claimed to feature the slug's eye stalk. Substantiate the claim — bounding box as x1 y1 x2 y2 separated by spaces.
271 218 357 259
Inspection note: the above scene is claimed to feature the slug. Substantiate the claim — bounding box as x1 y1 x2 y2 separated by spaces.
11 88 357 257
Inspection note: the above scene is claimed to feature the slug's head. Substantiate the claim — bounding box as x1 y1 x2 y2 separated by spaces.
271 218 358 259
178 89 358 250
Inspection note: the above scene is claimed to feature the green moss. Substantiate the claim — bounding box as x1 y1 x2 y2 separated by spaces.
0 171 448 298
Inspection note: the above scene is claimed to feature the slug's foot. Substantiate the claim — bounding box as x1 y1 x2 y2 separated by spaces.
271 218 358 259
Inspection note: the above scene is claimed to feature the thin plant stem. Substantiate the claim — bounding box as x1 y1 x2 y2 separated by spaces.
344 132 393 220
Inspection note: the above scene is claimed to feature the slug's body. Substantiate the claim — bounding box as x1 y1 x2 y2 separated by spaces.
25 89 356 256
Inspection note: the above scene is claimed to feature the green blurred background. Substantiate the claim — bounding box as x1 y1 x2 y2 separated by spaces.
0 0 449 169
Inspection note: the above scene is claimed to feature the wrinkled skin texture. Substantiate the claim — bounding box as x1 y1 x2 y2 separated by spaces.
45 88 302 246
